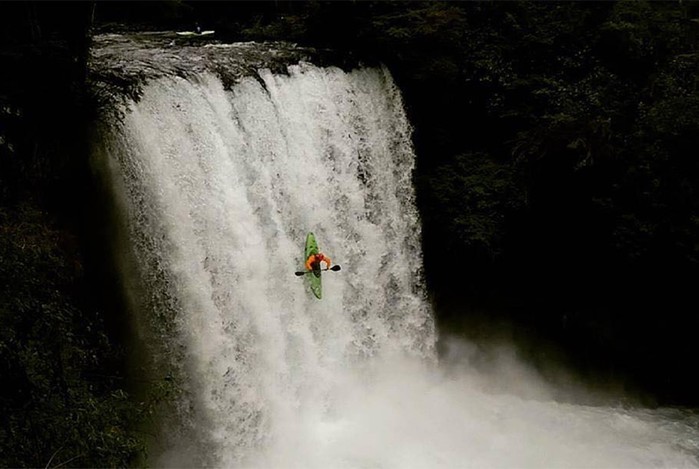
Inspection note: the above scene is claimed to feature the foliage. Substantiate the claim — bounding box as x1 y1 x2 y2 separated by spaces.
0 4 161 465
422 152 524 258
0 205 145 467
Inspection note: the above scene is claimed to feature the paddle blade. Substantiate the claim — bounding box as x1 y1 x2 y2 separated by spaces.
331 265 341 271
295 271 307 276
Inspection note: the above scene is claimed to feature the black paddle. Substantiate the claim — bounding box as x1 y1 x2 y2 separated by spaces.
295 265 342 276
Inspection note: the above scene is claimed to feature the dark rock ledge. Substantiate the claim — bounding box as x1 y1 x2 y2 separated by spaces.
89 31 363 110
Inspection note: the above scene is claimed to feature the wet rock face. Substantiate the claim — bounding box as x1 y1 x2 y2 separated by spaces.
89 32 360 106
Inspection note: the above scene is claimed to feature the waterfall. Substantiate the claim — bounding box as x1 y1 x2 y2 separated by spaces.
93 42 699 468
96 63 435 466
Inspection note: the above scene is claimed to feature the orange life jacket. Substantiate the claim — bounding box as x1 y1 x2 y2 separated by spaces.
305 253 332 271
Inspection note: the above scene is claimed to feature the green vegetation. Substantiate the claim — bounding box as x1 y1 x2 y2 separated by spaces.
0 3 158 466
0 205 146 467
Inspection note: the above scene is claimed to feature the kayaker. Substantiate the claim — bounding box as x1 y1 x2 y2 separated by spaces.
305 252 332 272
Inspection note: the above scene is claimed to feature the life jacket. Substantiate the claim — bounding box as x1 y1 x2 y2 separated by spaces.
305 253 332 271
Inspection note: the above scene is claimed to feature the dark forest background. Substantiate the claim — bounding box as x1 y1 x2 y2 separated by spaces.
2 1 698 466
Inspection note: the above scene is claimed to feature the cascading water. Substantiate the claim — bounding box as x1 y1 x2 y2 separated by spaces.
93 35 699 468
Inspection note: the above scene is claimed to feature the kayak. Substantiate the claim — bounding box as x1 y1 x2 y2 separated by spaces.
176 30 215 36
304 232 322 299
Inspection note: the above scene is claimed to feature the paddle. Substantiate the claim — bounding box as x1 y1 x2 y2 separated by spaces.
295 265 342 276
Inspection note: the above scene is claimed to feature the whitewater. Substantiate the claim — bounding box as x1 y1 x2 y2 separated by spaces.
93 51 699 467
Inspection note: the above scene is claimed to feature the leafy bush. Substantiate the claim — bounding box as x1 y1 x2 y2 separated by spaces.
0 205 146 467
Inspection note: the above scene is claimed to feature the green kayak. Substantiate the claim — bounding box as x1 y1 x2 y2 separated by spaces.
305 232 322 299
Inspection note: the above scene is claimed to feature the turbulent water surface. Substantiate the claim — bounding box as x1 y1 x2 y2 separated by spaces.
93 36 699 468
